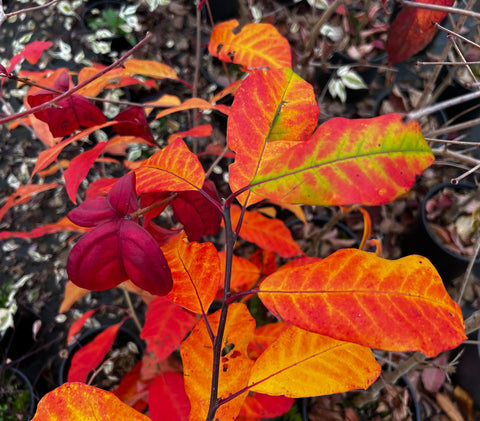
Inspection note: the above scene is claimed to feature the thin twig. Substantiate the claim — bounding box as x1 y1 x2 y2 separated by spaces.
0 0 58 26
457 228 480 304
305 0 344 55
121 285 142 333
403 0 480 19
408 90 480 122
434 22 480 50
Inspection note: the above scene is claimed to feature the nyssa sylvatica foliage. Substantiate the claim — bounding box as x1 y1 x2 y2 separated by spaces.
0 8 466 421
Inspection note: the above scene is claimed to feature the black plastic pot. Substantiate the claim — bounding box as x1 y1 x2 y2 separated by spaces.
58 325 144 388
0 366 36 421
401 181 480 283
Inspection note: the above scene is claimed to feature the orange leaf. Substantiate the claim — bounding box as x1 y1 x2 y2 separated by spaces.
250 114 434 206
0 216 87 240
0 183 59 221
259 249 466 357
65 142 108 203
167 124 212 144
124 58 178 80
59 281 90 314
209 20 291 69
247 322 289 361
180 303 256 421
77 67 128 97
140 296 196 362
154 97 229 121
163 234 220 314
230 205 303 258
227 68 318 205
218 251 261 296
247 325 381 397
31 382 150 421
135 138 205 194
67 322 123 383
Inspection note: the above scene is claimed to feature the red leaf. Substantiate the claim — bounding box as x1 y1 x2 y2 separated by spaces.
65 142 108 203
27 71 106 137
149 372 190 421
67 197 117 227
7 40 51 72
67 322 123 383
113 107 154 144
67 309 98 345
167 124 212 144
107 172 139 217
387 0 454 64
140 297 196 362
112 362 150 412
67 219 173 295
239 393 294 419
172 180 222 241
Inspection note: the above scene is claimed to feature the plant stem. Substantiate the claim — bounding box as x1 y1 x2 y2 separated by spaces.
457 226 480 304
121 284 142 333
205 205 236 421
0 32 153 126
403 0 480 19
304 0 344 56
408 90 480 122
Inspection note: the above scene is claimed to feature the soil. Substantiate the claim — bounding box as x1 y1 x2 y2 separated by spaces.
1 0 480 420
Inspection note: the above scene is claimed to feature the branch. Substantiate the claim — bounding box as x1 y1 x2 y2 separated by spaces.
403 0 480 19
0 32 153 126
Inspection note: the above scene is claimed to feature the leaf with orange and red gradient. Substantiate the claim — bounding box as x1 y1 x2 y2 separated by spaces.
31 382 150 421
238 393 294 420
140 297 196 363
209 20 291 69
387 0 454 65
227 68 318 205
217 251 261 297
259 248 466 357
65 142 108 203
148 372 190 421
249 113 434 206
247 322 289 361
154 98 230 121
59 281 90 314
163 234 220 314
67 322 123 383
31 121 118 179
180 303 256 421
0 216 87 240
230 205 303 258
112 362 150 413
124 58 178 80
135 138 205 194
249 249 278 277
0 183 59 221
247 325 381 397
